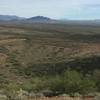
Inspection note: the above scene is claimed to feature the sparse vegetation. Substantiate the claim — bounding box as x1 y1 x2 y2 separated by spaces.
0 22 100 99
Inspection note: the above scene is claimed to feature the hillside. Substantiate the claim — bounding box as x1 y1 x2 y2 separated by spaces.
0 22 100 99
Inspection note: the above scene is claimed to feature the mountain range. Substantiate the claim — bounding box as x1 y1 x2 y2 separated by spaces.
0 15 100 25
0 15 52 22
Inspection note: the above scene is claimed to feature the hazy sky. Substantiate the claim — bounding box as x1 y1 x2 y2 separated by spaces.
0 0 100 19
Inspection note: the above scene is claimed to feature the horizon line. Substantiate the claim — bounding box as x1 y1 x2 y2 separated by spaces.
0 14 100 21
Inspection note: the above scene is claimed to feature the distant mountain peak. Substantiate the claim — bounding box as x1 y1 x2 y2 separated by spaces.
0 15 55 23
27 16 51 22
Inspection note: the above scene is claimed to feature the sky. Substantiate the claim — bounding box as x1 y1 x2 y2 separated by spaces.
0 0 100 20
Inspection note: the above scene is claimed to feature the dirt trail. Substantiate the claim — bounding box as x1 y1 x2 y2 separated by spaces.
0 38 26 44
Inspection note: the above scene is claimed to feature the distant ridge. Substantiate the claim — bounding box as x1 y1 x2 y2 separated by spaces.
0 15 55 23
0 15 100 25
28 16 51 20
26 16 52 23
0 15 25 21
